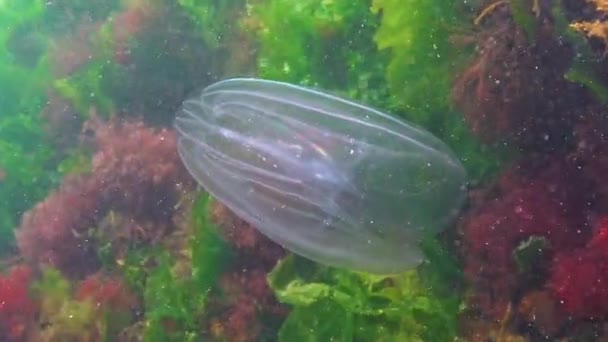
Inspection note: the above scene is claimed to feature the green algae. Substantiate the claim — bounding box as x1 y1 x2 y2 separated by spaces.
269 242 462 341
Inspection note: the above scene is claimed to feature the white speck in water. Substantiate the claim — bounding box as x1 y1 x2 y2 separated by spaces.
349 149 354 155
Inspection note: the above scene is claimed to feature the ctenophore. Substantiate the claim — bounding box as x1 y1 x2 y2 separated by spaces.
174 78 466 274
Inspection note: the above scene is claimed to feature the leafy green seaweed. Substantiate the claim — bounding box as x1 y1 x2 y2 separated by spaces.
269 248 462 341
251 0 391 107
372 0 464 118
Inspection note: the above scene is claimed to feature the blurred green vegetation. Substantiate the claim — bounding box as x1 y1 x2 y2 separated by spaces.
0 0 49 112
179 0 245 49
0 114 56 252
0 0 57 253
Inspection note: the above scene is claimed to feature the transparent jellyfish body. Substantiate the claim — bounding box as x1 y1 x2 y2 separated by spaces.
175 78 467 274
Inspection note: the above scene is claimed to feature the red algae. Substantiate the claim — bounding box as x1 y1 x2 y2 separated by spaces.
461 157 594 319
207 201 288 341
88 118 192 220
75 274 136 311
517 290 564 337
454 1 608 337
210 201 286 269
41 90 84 155
549 218 608 319
459 112 608 336
0 265 37 341
73 274 137 340
453 4 589 148
210 270 289 342
16 176 104 276
48 19 101 77
111 2 159 65
16 118 194 277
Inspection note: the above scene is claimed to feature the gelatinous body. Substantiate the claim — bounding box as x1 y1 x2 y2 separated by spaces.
175 78 466 274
